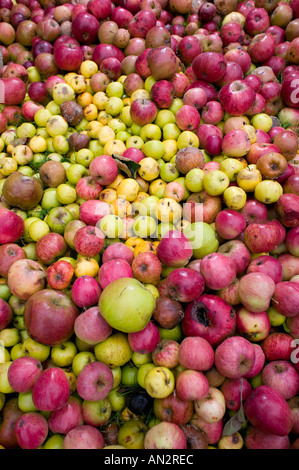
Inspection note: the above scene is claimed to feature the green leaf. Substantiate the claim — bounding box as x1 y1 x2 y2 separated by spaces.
112 154 141 179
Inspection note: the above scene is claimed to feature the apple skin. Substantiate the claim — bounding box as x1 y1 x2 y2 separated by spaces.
278 253 299 281
182 294 236 347
98 259 133 290
24 289 79 347
275 193 299 228
156 230 193 267
32 367 70 412
0 77 27 105
76 361 114 401
98 277 156 333
152 338 180 369
244 385 294 436
0 298 13 331
7 357 42 393
244 221 281 253
144 421 187 449
153 391 194 425
15 412 48 449
0 208 25 244
35 232 67 266
165 267 205 302
200 252 237 291
261 360 299 400
214 336 255 379
79 200 111 226
7 259 46 301
102 242 134 265
73 225 105 258
271 281 299 317
74 306 112 346
192 51 227 83
128 321 160 354
245 426 290 449
215 209 246 240
220 377 252 411
218 240 251 275
89 154 119 186
261 332 294 362
176 370 210 401
179 336 215 371
219 79 256 116
63 425 105 449
243 344 266 379
71 276 102 309
238 272 276 313
246 255 283 284
48 396 83 435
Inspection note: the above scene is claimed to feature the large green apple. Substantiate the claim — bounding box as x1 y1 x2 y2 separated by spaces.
98 278 156 333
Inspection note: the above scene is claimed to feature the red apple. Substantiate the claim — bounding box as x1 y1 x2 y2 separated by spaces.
15 412 48 449
156 230 193 267
128 321 160 354
261 332 294 361
200 252 237 291
165 267 205 302
74 306 112 346
71 276 102 309
7 357 42 393
192 51 227 83
261 360 299 399
63 425 105 449
32 367 70 412
219 79 256 116
215 336 255 379
153 393 193 426
178 336 215 371
35 232 67 265
7 259 46 301
0 298 13 331
176 370 210 402
220 377 252 410
76 361 114 401
98 259 133 290
48 396 83 435
132 251 162 285
238 272 275 313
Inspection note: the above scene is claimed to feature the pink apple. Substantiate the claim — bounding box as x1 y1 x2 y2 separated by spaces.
79 199 111 226
63 425 105 449
261 332 294 362
246 254 283 283
165 267 205 302
218 240 251 275
32 367 70 412
128 321 160 354
76 361 114 401
48 396 83 435
0 298 12 331
219 79 256 116
71 276 102 309
245 426 290 449
215 209 246 240
73 225 105 258
0 207 24 244
74 306 112 346
156 230 193 267
7 259 46 301
243 343 266 379
236 307 271 342
278 253 299 281
245 7 270 36
238 272 275 313
271 281 299 317
102 242 134 265
200 252 237 291
130 98 157 125
190 415 223 445
89 154 119 186
192 51 227 83
152 338 180 369
75 176 102 201
122 147 145 163
261 360 299 400
144 421 187 449
7 357 42 393
132 251 162 285
175 104 200 131
244 385 294 436
275 193 299 228
244 221 281 253
176 370 210 402
35 232 67 265
151 80 175 109
98 259 133 290
194 387 226 423
286 226 299 257
220 377 252 411
178 336 215 371
15 412 48 449
240 199 268 225
214 336 255 379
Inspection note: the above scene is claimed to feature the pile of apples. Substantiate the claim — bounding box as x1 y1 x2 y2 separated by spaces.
0 0 299 451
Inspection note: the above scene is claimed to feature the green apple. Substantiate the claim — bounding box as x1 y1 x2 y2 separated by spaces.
75 149 94 168
99 214 124 238
9 295 26 316
118 420 147 449
82 398 111 426
169 98 183 114
66 164 87 185
22 337 50 362
185 168 205 192
47 207 73 234
43 435 64 449
159 162 179 183
254 180 283 204
203 170 230 196
156 222 174 240
13 316 25 331
0 328 20 347
72 351 96 376
106 82 124 98
51 341 77 367
137 363 155 388
98 279 156 334
111 366 122 389
0 284 11 302
56 183 77 205
126 135 144 149
27 66 41 83
94 332 132 367
132 352 152 367
120 106 133 127
133 215 157 238
28 219 50 242
144 76 157 92
89 140 103 157
155 110 175 129
52 83 75 105
116 131 131 142
139 195 159 217
53 135 69 155
23 243 37 261
121 363 138 386
267 306 286 327
46 115 69 137
0 392 4 412
18 391 38 412
162 123 181 140
35 108 52 127
108 387 126 412
183 221 219 259
177 130 199 150
158 325 183 342
140 124 162 142
250 372 263 389
17 122 36 139
131 122 142 136
0 343 10 363
16 166 35 177
0 362 14 394
105 97 124 116
143 140 165 160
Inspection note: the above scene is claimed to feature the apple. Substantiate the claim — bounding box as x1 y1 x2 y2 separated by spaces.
15 412 48 449
132 252 162 285
236 307 271 342
194 387 226 423
182 294 236 347
180 424 209 449
48 396 83 435
24 289 79 347
220 377 252 411
0 398 24 449
165 267 205 302
190 414 223 445
243 343 265 379
156 230 193 267
35 232 67 265
245 426 290 449
261 360 299 400
2 173 43 211
244 385 294 436
0 298 13 331
200 252 237 291
244 221 281 253
261 332 294 362
144 422 187 449
147 46 178 80
128 321 160 354
76 361 114 402
176 370 210 402
63 425 105 449
238 272 275 313
32 367 70 412
271 281 299 317
0 243 26 278
215 209 246 240
192 51 227 83
178 336 215 371
152 338 180 369
71 276 102 309
46 260 75 291
219 79 256 116
153 296 184 330
7 357 42 394
275 193 299 228
246 255 283 284
215 336 255 379
153 390 194 425
7 259 46 301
